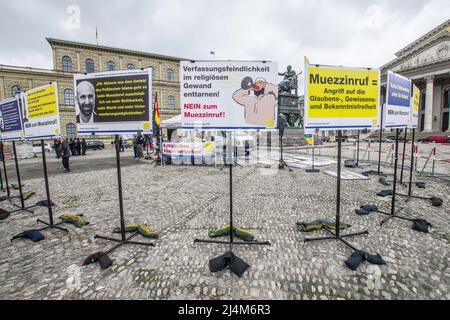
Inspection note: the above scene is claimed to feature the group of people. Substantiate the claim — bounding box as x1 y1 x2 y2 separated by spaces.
53 137 87 173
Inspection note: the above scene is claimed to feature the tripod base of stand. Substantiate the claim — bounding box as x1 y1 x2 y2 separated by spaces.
304 228 369 251
9 203 34 214
94 232 154 255
194 238 271 246
374 209 414 226
36 219 69 233
305 168 320 173
278 160 293 172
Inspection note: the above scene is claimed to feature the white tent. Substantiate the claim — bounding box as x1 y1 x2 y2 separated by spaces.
161 114 181 128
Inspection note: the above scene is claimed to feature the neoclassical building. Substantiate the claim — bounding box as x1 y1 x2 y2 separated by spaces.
0 38 183 139
381 19 450 133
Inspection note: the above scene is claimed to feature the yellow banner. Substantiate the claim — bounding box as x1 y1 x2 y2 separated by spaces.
26 84 58 119
412 85 420 113
307 66 379 119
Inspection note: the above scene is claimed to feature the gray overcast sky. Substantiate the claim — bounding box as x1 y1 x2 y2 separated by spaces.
0 0 449 89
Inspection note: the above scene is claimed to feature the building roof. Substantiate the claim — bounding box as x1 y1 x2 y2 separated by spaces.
46 38 188 63
394 19 450 57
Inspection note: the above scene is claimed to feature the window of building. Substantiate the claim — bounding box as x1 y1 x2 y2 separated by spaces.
66 123 77 139
167 68 174 82
11 85 22 97
167 95 175 109
107 61 116 71
444 87 450 109
85 58 95 73
127 63 135 70
64 89 74 105
62 56 72 72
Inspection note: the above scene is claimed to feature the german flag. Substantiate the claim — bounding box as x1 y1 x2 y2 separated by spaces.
153 92 161 135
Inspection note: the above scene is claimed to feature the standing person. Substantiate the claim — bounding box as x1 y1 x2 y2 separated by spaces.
69 138 75 156
119 136 124 152
75 138 81 156
81 138 87 156
60 137 71 173
136 133 144 160
54 139 61 159
132 135 138 158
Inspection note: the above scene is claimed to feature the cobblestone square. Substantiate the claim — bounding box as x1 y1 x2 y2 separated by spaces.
0 146 448 300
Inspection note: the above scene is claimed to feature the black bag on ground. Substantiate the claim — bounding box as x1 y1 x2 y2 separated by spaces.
430 197 443 207
11 229 45 242
345 250 366 271
366 253 386 265
377 189 393 197
209 251 250 277
36 200 55 207
82 251 113 269
412 219 432 233
415 182 426 189
0 208 10 220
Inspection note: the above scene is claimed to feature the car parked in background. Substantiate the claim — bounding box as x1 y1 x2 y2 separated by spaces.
417 136 449 143
32 142 53 153
85 141 105 150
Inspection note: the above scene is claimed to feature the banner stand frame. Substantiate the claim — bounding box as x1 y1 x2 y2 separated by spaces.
278 130 292 172
376 104 385 175
8 141 35 214
34 139 69 233
399 128 408 185
195 132 271 276
91 135 154 259
306 144 319 173
369 129 419 225
304 131 369 250
1 143 11 199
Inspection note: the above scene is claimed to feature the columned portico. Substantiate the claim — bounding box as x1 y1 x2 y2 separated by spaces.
424 76 435 132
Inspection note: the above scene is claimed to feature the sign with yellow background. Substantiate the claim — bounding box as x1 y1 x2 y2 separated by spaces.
26 84 58 119
409 84 420 129
304 63 381 130
23 82 61 140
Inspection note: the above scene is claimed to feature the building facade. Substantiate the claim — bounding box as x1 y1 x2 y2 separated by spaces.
0 38 183 139
381 19 450 133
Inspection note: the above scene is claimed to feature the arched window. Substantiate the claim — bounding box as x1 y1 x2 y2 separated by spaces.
85 58 95 73
11 85 22 97
62 56 72 72
167 68 174 81
127 63 135 70
167 95 175 109
64 89 74 105
106 61 116 71
66 123 77 139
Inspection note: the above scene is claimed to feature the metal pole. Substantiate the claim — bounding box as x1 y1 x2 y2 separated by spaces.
377 104 384 174
41 139 53 226
0 155 3 191
1 143 10 198
115 135 126 242
391 129 400 216
312 144 316 171
336 130 342 238
12 141 25 209
356 130 360 166
400 127 408 184
408 129 416 198
229 162 233 250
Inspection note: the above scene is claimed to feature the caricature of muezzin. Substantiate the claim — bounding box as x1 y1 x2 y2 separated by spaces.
232 76 278 127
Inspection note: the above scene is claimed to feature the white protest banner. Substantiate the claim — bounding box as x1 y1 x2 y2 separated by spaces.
74 69 152 135
22 82 61 140
304 61 381 130
385 70 412 129
162 141 215 157
180 60 278 129
0 97 24 140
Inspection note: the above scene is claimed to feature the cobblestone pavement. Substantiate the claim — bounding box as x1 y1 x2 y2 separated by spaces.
0 152 448 300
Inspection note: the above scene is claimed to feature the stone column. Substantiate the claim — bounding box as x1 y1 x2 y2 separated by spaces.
423 76 434 132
